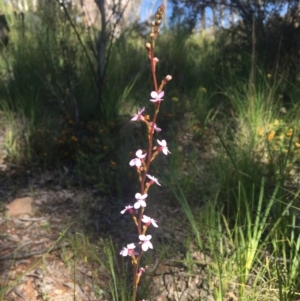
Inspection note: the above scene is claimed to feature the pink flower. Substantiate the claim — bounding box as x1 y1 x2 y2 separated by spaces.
120 205 133 214
142 215 158 227
146 174 161 186
149 122 162 132
157 139 171 155
131 107 145 121
139 234 153 251
134 193 147 209
120 243 136 257
150 91 164 103
129 150 147 167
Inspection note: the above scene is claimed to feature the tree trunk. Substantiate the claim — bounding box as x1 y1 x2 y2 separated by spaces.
200 6 206 30
212 3 217 31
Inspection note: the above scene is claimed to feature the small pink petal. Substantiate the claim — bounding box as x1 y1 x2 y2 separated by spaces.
150 91 164 102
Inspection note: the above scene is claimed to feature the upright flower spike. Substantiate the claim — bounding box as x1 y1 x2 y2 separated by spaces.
150 91 164 103
120 5 172 301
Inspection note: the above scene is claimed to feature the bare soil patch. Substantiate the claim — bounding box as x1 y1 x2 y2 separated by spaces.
0 168 217 301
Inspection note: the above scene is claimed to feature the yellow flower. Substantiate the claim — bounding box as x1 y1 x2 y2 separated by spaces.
171 97 179 102
295 142 300 148
257 127 264 136
267 123 273 130
273 119 279 126
267 73 272 79
286 128 293 137
267 130 275 141
200 87 207 93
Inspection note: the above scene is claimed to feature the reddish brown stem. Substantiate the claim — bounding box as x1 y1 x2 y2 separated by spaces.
138 45 158 237
132 43 159 301
150 47 158 92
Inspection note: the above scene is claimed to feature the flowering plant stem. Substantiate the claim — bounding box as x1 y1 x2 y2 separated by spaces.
119 4 172 301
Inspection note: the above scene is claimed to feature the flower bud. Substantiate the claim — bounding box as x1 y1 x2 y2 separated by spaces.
165 75 172 82
145 43 151 50
155 20 161 26
153 57 159 63
150 33 155 39
157 5 165 18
